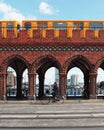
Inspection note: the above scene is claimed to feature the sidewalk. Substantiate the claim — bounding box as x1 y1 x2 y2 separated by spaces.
0 101 104 129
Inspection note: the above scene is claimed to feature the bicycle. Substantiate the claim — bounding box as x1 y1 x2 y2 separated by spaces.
39 92 65 105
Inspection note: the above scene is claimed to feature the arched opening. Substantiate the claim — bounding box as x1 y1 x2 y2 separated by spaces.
5 56 28 100
7 67 16 98
36 67 59 97
34 55 61 99
64 55 91 99
66 67 84 99
97 68 104 98
22 69 29 99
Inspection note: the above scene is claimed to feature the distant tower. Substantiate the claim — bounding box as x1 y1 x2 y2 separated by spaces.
55 68 59 84
70 74 78 86
7 70 16 88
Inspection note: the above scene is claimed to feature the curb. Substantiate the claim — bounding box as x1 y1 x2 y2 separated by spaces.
0 99 104 104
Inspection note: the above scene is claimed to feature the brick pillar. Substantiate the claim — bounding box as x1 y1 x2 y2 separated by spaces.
59 72 66 96
89 73 97 99
16 75 22 99
2 73 7 100
28 73 36 100
38 73 45 98
83 74 90 99
0 74 3 99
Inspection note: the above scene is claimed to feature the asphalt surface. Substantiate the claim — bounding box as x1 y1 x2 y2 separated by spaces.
0 100 104 129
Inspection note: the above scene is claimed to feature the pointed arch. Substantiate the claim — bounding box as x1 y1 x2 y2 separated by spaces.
32 54 62 73
63 55 93 99
1 54 30 100
95 57 104 73
63 55 92 73
1 54 30 73
32 54 62 98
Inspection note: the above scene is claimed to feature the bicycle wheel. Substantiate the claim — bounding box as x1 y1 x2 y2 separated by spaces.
57 95 65 104
40 96 50 105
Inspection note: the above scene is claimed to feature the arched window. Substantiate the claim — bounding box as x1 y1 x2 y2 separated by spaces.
24 22 31 30
7 22 14 30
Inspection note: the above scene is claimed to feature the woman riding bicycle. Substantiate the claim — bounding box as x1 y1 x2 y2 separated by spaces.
52 82 59 101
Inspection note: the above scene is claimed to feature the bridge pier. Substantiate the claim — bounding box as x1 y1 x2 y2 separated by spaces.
28 73 36 100
89 73 97 99
59 72 67 97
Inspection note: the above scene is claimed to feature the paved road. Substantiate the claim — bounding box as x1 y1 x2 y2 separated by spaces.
0 100 104 129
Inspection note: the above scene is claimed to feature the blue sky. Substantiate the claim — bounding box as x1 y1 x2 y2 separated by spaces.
0 0 104 21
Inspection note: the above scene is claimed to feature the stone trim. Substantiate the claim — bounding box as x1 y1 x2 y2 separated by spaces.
0 46 104 52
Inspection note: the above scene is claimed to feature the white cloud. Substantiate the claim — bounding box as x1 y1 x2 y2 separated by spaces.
0 1 36 21
0 1 25 21
39 1 56 15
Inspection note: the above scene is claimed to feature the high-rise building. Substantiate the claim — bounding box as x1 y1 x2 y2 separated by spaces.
7 71 16 88
55 68 59 84
70 74 78 86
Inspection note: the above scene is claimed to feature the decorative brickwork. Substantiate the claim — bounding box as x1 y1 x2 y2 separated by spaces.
0 46 104 52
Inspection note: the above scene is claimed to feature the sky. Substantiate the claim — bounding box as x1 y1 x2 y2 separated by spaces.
3 0 104 84
0 0 104 21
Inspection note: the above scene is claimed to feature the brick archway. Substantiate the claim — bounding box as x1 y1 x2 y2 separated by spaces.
1 54 29 72
1 54 30 100
63 55 92 72
32 54 62 98
33 54 62 71
63 55 92 99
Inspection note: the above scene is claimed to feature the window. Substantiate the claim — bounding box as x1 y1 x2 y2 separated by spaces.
53 22 67 30
90 22 103 30
37 22 47 30
24 22 31 30
7 23 14 30
73 22 83 30
73 22 77 30
43 22 47 30
37 22 42 29
80 22 83 30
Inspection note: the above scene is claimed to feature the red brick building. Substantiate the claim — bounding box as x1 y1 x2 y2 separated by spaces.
0 20 104 100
